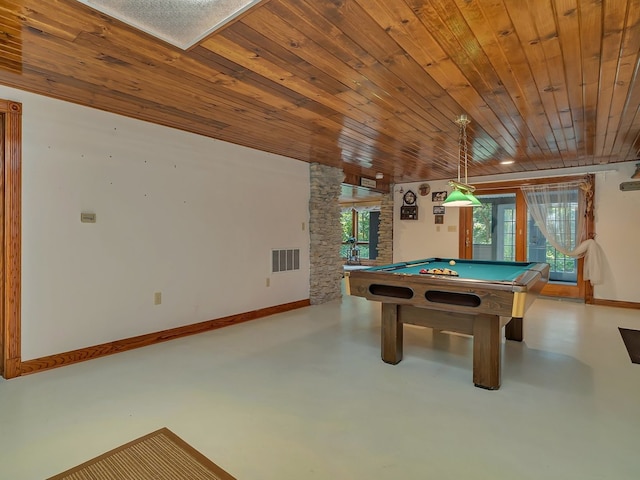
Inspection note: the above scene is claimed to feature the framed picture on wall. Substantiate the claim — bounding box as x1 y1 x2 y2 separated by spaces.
434 215 444 224
433 206 445 215
432 191 448 202
400 205 418 220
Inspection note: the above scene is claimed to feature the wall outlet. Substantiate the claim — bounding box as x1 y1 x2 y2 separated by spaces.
154 292 162 305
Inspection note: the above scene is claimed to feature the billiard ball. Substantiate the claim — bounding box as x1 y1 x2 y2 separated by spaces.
449 260 456 266
420 269 428 274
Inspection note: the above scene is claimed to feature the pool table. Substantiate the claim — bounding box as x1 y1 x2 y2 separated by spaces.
346 258 549 390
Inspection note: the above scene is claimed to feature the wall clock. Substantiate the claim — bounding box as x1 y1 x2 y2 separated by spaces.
403 190 417 205
401 189 418 220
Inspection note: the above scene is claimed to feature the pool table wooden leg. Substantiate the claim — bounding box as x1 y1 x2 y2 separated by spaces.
505 317 523 342
473 314 501 390
381 303 403 364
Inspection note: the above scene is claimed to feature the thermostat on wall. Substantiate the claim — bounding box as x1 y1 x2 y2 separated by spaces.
80 212 96 223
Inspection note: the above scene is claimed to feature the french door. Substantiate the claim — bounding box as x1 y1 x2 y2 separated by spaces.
458 182 591 300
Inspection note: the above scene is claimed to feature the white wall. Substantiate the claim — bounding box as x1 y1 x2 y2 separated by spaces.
0 85 311 360
394 164 640 303
592 164 640 302
392 180 460 261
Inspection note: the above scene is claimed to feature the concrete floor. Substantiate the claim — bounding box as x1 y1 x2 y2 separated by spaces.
1 293 639 479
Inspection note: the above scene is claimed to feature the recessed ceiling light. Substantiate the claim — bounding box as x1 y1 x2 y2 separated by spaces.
500 160 515 165
75 0 263 50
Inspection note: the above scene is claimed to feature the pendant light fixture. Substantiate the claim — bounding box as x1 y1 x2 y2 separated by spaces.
443 115 481 207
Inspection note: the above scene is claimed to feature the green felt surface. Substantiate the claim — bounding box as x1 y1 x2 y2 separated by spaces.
367 258 534 282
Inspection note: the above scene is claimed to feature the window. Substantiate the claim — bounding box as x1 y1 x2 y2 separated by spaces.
472 194 516 261
461 175 593 300
526 188 579 283
340 207 380 260
472 191 579 283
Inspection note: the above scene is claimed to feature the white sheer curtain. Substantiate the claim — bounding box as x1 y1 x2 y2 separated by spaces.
521 178 603 285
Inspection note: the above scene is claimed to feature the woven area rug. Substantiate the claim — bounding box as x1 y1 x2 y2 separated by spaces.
47 428 237 480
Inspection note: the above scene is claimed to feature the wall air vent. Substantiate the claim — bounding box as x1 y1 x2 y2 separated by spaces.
619 181 640 192
272 249 300 273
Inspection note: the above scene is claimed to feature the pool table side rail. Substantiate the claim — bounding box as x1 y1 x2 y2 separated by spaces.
512 263 550 287
348 272 517 317
347 262 550 318
513 263 550 315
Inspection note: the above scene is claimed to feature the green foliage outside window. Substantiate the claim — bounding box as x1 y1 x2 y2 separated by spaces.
544 205 577 273
340 210 353 242
341 209 372 259
357 211 370 242
546 248 576 273
544 241 577 274
473 203 493 245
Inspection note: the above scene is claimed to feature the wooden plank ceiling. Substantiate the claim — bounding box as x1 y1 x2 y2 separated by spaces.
1 0 640 186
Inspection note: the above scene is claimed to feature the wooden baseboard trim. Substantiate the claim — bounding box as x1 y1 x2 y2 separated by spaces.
591 298 640 309
19 299 311 376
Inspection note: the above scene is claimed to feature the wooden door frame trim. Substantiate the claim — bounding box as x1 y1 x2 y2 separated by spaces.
1 99 22 379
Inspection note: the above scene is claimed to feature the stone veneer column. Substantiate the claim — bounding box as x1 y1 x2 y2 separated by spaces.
309 163 344 304
376 190 394 264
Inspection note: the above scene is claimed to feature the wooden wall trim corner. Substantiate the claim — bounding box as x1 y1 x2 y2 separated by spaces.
1 99 22 379
19 299 311 376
